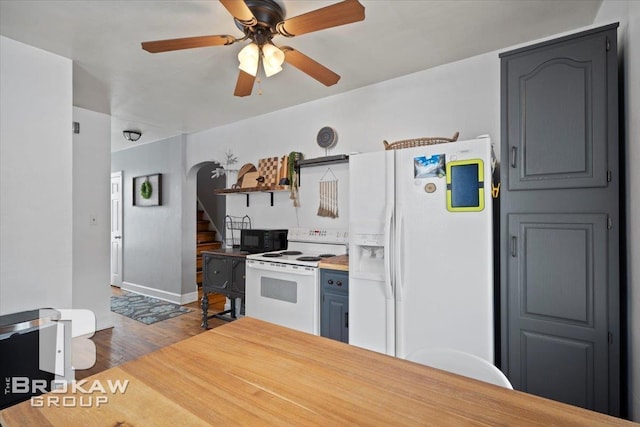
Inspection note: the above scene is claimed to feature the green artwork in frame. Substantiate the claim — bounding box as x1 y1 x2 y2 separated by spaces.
133 173 162 206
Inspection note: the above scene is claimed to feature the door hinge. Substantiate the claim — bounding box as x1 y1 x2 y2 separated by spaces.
606 37 611 51
607 217 613 230
607 170 612 182
608 332 613 344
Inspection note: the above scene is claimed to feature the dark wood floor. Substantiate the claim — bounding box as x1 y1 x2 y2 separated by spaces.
75 286 227 380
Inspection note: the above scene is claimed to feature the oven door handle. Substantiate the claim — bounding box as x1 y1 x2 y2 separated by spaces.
246 260 316 276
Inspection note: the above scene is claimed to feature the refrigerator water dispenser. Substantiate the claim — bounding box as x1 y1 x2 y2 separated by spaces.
350 234 385 280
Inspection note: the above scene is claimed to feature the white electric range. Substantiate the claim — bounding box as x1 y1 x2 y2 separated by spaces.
245 228 348 335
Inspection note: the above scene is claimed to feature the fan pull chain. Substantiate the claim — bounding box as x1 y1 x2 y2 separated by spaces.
256 77 263 96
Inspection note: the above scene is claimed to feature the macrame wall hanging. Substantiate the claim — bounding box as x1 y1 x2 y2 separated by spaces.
317 168 339 218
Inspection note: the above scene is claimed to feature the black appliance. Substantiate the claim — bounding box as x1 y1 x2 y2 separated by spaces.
1 309 60 410
240 229 287 253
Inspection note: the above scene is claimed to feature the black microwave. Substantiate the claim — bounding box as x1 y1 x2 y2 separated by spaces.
240 229 288 253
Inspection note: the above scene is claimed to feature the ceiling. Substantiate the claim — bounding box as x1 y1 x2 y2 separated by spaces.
0 0 602 152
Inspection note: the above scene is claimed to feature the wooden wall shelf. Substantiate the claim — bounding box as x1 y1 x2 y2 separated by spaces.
214 186 288 207
294 154 349 185
296 154 349 168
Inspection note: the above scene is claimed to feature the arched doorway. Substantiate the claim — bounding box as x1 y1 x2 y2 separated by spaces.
195 161 226 290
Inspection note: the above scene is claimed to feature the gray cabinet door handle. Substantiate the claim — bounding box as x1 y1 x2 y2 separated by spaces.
511 146 517 168
511 236 517 257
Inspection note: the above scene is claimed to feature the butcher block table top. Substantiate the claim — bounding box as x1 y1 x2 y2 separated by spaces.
0 317 632 426
318 254 349 271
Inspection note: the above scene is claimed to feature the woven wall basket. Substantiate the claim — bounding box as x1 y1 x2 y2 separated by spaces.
383 131 459 150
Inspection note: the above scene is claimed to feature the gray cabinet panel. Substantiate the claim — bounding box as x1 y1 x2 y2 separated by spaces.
507 214 609 412
513 215 606 326
203 256 230 292
522 331 594 409
320 270 349 343
506 32 607 190
202 254 246 298
507 213 608 400
322 292 349 343
231 260 246 295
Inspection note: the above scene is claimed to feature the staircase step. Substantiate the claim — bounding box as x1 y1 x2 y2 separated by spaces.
197 220 210 231
197 242 222 255
196 256 203 270
197 231 218 244
196 270 203 285
208 293 226 306
197 210 206 221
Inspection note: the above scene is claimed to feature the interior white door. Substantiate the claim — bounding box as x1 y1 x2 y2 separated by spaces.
110 171 123 286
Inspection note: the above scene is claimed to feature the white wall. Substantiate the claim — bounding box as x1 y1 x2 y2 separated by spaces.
72 107 112 330
186 51 499 232
111 135 192 304
0 36 73 314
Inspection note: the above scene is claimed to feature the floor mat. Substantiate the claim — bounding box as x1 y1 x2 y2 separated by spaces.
110 290 192 325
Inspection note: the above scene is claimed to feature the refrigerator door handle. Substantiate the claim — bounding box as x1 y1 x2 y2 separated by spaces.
395 207 405 357
395 210 404 302
385 205 396 357
384 207 394 300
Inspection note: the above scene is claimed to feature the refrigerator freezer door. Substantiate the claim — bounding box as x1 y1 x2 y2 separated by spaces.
349 150 395 355
394 139 494 362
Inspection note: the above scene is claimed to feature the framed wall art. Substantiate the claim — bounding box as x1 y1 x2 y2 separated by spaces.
133 173 162 206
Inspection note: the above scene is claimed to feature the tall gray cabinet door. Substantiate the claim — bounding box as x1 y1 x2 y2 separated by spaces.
505 32 608 191
500 23 620 416
507 214 608 410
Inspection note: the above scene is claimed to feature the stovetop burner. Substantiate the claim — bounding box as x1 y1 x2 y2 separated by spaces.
297 256 322 262
319 254 336 258
262 253 283 258
246 229 348 267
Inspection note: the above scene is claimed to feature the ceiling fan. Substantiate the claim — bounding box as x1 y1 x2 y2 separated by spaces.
141 0 365 97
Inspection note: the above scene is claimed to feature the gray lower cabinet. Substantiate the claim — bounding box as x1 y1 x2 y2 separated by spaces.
320 270 349 343
201 253 245 328
499 23 620 416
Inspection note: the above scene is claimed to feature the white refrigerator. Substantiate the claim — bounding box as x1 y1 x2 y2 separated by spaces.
348 137 495 362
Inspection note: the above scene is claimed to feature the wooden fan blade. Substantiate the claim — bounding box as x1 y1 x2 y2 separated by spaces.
282 47 340 87
277 0 365 37
234 70 256 97
142 35 235 53
219 0 257 26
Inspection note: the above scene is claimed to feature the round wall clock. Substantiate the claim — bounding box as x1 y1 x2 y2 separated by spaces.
316 126 337 149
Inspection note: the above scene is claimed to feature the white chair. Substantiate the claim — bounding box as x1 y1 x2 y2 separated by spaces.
406 348 513 389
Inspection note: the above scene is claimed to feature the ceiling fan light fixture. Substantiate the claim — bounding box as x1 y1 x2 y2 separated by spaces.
261 43 285 77
238 43 259 76
263 62 282 77
142 0 366 96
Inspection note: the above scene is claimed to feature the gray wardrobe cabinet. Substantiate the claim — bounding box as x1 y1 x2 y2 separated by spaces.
499 23 620 416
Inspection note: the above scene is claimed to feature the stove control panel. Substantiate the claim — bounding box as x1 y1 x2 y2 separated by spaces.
288 228 349 244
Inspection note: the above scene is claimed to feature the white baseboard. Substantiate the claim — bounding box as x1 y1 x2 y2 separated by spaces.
96 316 114 331
180 291 198 305
121 282 197 305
